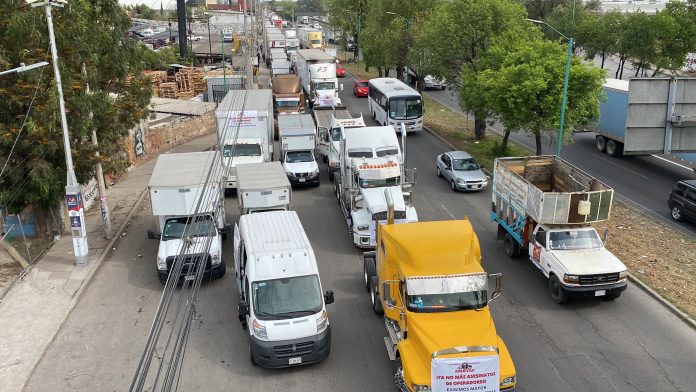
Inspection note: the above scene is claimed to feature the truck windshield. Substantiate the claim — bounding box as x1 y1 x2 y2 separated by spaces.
389 97 422 120
162 216 216 241
549 230 603 250
359 176 400 188
407 291 488 312
376 146 399 157
452 158 480 171
276 100 300 108
348 149 373 158
331 127 341 141
310 39 322 45
223 144 262 157
285 151 314 163
314 81 335 90
252 275 323 320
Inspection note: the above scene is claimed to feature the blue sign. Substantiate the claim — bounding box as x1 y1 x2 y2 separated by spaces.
70 216 81 228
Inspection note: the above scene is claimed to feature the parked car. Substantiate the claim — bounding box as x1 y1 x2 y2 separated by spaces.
336 63 346 77
424 75 446 90
189 35 203 41
668 180 696 222
353 79 368 97
436 151 489 191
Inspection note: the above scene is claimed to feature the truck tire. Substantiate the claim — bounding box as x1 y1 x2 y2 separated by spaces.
503 233 520 258
393 357 408 392
159 274 169 285
370 276 384 314
329 169 334 182
549 274 568 304
364 256 376 291
595 135 606 152
605 140 623 157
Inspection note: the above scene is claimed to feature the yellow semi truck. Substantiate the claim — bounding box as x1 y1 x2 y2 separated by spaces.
363 191 516 391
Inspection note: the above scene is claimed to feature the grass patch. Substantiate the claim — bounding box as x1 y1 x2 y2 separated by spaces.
342 61 378 80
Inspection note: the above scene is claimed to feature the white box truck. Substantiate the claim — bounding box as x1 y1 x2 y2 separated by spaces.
236 162 291 215
278 114 320 186
216 89 274 189
147 151 230 284
295 49 342 108
314 108 365 180
234 210 334 368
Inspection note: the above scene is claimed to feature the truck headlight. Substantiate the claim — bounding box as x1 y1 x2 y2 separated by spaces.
619 270 628 280
357 224 369 231
310 168 319 175
157 256 167 270
411 384 430 392
252 319 268 340
501 376 516 386
316 310 328 333
563 274 579 284
211 253 221 265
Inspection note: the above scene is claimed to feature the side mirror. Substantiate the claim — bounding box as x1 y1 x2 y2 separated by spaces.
381 281 395 308
238 301 250 316
603 228 609 245
324 290 334 305
147 230 161 240
489 273 502 303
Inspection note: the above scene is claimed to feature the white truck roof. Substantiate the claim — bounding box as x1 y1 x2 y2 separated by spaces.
218 89 273 112
344 126 400 151
278 114 316 137
296 49 334 62
236 161 290 191
314 108 352 128
240 211 317 280
148 151 221 187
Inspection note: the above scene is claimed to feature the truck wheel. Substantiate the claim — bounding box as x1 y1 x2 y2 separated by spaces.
549 275 568 304
393 357 408 392
370 276 384 314
595 136 606 152
364 257 376 291
503 233 520 258
605 140 623 157
329 169 334 182
159 274 169 285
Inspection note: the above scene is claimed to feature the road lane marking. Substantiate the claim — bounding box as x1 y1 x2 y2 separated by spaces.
440 203 456 219
650 154 696 173
595 154 649 180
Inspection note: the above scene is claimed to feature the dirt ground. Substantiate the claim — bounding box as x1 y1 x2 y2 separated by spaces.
0 262 23 294
594 201 696 317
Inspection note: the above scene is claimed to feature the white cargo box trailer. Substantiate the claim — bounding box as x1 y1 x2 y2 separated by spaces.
278 114 316 152
236 162 292 214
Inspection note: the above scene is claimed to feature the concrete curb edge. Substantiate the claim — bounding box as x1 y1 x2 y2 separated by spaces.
423 123 696 331
21 186 149 391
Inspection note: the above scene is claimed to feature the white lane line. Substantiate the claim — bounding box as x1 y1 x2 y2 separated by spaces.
440 203 456 219
650 154 696 172
595 154 649 180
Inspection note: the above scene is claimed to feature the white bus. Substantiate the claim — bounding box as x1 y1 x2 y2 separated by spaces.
367 78 423 133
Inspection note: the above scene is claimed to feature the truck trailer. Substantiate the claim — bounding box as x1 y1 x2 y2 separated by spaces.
236 162 291 215
279 114 320 186
294 49 342 108
491 155 628 303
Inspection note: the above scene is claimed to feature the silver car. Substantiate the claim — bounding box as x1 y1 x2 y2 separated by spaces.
436 151 489 191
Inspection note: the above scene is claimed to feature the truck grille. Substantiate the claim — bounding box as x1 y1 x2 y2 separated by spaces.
274 341 314 358
372 210 406 221
579 273 620 285
296 172 310 178
166 253 211 276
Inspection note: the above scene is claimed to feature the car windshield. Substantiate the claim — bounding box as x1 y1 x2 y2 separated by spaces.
407 291 488 312
276 100 300 108
549 230 603 250
223 144 262 157
252 275 323 320
359 176 400 188
162 216 216 240
286 151 314 163
315 81 335 90
452 158 479 171
330 127 342 141
356 82 368 87
389 97 422 120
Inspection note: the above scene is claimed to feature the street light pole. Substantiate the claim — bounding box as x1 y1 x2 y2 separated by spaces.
0 61 48 77
29 0 89 265
526 18 573 157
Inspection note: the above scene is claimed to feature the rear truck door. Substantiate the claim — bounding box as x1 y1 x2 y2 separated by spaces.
233 224 243 296
317 126 329 158
530 226 550 276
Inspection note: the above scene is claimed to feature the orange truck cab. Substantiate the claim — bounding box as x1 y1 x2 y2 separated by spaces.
363 192 517 391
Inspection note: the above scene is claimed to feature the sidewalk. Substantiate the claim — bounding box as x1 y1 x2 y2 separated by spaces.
0 133 217 392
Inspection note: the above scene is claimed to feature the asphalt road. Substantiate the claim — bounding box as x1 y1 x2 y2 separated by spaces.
425 87 696 235
24 76 696 391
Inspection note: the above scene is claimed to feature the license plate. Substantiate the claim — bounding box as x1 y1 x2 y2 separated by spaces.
299 178 306 182
184 275 195 281
595 290 606 297
289 357 302 365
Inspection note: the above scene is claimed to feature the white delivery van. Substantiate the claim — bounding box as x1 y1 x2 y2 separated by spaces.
236 162 292 215
234 211 334 368
279 114 320 186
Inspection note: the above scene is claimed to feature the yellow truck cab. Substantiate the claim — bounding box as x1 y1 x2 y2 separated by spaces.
363 197 516 391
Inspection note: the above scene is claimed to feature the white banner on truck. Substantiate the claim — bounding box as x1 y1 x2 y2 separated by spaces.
431 355 499 392
227 110 258 128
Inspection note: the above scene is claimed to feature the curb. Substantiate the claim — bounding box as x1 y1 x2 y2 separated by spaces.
22 187 149 391
423 123 696 331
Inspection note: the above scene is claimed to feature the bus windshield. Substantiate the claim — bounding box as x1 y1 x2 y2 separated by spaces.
389 97 422 120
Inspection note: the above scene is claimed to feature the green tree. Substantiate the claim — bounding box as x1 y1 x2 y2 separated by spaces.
477 36 605 154
0 0 152 212
650 2 696 75
417 0 529 139
579 11 622 69
523 0 569 20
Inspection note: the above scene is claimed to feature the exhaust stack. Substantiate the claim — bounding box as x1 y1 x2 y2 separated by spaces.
385 188 394 225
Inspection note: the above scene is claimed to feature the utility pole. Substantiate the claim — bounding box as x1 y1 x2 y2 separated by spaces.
28 0 88 265
82 64 113 240
177 0 187 58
